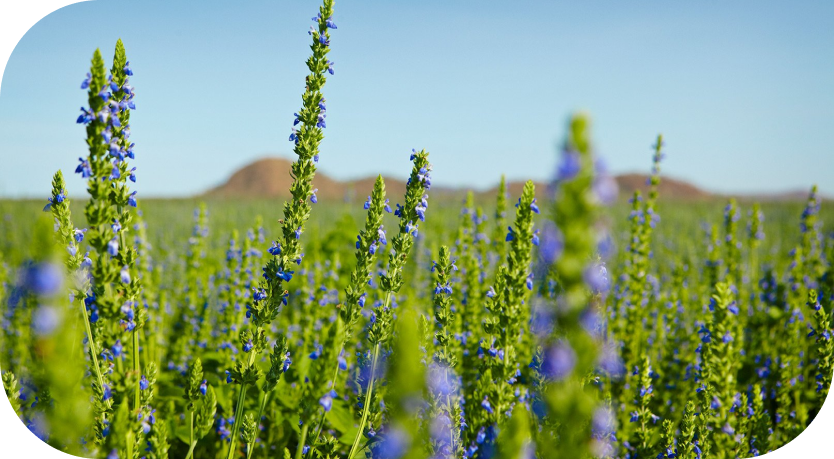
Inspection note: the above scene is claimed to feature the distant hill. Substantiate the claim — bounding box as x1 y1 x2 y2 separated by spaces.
204 157 811 202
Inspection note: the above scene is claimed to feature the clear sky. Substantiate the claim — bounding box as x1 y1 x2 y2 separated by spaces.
1 0 832 198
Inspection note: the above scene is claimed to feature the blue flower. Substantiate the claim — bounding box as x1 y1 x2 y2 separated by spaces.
358 293 367 308
383 199 392 212
338 354 347 371
415 203 427 221
200 380 207 396
486 287 496 298
123 61 134 76
310 189 318 203
294 227 302 239
128 191 137 208
120 266 131 284
243 340 254 352
112 339 123 358
325 16 337 29
309 343 323 360
532 230 539 246
363 196 372 210
377 226 387 245
505 226 516 242
541 341 576 381
268 242 282 256
75 157 92 177
326 60 335 75
556 150 581 181
434 282 453 295
76 107 94 124
530 198 540 214
103 383 113 401
80 73 91 89
525 273 533 291
282 352 292 372
139 375 149 391
318 33 330 47
110 164 121 180
32 306 59 336
129 167 136 183
480 396 494 414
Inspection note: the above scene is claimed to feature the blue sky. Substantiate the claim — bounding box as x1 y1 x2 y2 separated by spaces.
1 0 832 198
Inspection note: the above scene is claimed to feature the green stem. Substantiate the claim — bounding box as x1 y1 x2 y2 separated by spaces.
226 351 257 459
309 357 342 449
79 297 106 417
186 410 194 459
185 440 197 459
295 423 309 459
248 389 270 459
133 328 141 411
347 343 380 459
226 385 248 459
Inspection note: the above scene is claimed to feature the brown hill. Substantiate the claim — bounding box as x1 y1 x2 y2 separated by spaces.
205 156 810 202
206 157 436 200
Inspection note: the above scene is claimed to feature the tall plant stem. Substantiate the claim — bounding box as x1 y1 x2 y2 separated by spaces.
309 349 344 450
80 298 106 421
226 351 257 459
185 411 196 459
348 343 381 459
133 329 141 411
295 423 309 459
347 290 392 459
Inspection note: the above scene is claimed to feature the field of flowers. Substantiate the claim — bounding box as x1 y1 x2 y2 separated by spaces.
1 1 832 458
